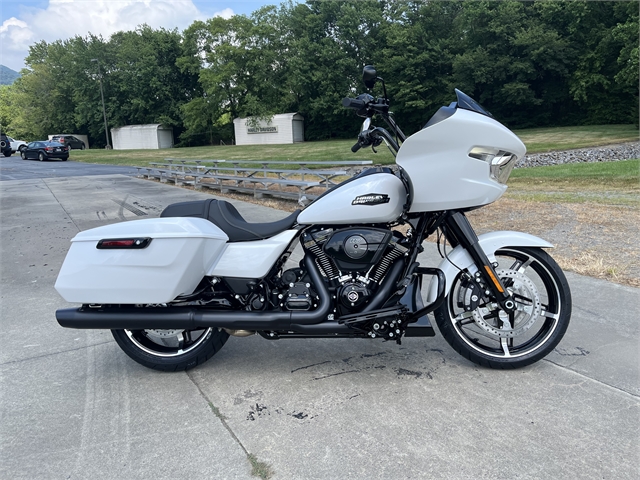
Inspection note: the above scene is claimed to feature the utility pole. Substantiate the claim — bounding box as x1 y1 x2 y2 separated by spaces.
91 59 111 149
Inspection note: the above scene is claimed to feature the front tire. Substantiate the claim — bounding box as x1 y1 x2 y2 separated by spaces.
112 327 229 371
21 151 27 160
434 247 571 369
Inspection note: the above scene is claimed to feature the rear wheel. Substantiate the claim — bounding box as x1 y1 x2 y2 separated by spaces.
38 152 45 161
434 247 571 369
111 327 229 371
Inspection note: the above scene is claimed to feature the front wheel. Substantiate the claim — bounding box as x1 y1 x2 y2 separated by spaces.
434 247 571 369
112 327 229 371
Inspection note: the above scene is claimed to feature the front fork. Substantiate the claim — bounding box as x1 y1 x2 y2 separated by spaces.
442 212 516 313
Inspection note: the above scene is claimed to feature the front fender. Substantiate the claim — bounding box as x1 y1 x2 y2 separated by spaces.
425 231 553 302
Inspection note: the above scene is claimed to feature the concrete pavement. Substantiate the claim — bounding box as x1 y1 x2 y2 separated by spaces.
1 173 638 479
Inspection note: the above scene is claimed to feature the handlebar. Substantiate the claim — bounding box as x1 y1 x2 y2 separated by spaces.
342 97 366 110
342 96 389 116
343 92 403 155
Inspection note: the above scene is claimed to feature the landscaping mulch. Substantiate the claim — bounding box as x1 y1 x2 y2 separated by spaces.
468 197 640 287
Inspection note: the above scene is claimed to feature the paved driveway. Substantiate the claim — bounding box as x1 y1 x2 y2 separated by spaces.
1 172 638 479
0 155 138 180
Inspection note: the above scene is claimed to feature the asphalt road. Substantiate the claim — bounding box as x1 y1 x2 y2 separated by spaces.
0 154 138 180
1 167 638 479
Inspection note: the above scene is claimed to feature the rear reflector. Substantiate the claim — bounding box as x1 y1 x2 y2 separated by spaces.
96 238 152 249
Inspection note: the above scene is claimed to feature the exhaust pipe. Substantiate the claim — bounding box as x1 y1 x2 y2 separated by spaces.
224 329 255 337
57 255 332 330
56 257 407 332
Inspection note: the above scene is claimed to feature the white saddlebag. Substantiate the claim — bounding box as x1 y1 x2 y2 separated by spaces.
55 217 228 304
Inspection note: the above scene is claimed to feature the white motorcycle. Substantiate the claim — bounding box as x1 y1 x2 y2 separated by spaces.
55 66 571 371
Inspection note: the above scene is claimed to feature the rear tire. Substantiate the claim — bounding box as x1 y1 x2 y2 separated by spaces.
434 247 571 369
112 327 229 371
38 152 45 161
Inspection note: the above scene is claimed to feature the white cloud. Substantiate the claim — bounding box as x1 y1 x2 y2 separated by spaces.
0 17 28 34
214 8 234 20
0 1 235 71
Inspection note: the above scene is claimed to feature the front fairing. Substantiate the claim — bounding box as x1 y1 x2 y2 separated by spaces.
396 108 525 212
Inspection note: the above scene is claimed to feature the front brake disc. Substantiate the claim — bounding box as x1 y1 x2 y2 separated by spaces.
470 269 542 338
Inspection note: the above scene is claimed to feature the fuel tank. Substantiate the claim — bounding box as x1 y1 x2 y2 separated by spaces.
297 170 407 225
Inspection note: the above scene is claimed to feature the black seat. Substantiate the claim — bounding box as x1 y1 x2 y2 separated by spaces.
160 199 300 242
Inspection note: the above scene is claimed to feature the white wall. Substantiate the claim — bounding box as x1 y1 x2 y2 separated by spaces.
157 129 174 149
234 114 304 145
292 119 304 143
111 125 173 150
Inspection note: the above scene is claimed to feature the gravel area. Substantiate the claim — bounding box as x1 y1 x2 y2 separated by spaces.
517 142 640 167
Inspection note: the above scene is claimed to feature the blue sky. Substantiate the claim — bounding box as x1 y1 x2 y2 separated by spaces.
0 0 284 71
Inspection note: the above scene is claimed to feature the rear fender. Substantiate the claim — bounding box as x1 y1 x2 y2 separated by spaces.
426 231 553 302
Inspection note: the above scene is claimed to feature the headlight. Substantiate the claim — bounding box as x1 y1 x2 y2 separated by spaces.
469 147 518 184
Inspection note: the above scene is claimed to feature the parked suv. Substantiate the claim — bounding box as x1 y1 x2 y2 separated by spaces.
7 136 27 153
51 135 85 150
0 132 12 157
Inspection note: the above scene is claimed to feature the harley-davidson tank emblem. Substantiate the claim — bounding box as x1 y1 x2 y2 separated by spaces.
351 194 390 206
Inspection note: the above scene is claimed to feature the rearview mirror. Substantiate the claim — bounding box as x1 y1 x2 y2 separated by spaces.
363 65 378 89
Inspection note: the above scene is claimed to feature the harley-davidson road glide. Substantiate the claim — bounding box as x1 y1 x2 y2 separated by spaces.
55 66 571 371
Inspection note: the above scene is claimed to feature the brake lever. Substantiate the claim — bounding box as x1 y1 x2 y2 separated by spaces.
370 136 383 153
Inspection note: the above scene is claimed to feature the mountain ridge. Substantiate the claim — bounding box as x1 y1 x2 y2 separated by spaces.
0 65 21 85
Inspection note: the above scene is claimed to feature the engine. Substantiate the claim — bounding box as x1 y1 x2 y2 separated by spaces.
300 227 408 315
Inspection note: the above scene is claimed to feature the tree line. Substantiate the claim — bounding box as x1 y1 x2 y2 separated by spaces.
0 0 637 147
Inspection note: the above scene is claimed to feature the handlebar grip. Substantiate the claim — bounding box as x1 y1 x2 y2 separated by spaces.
351 142 362 153
342 97 366 110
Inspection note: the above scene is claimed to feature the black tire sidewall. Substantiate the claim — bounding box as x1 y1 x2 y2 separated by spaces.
434 247 572 369
111 328 230 371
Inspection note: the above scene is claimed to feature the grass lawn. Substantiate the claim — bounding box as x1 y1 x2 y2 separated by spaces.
69 139 396 167
69 124 638 168
507 159 639 206
513 124 638 152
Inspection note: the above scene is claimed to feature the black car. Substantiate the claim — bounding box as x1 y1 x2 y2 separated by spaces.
0 132 12 157
51 135 85 150
21 141 69 161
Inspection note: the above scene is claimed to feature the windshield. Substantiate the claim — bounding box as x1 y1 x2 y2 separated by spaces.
455 89 493 118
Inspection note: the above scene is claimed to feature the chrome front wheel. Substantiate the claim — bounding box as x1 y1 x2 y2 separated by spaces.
435 247 571 369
